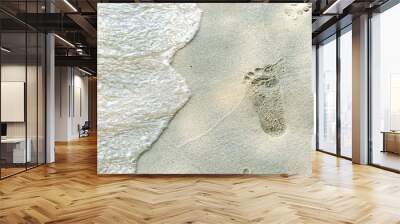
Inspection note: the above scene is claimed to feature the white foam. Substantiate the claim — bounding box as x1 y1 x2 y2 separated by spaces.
97 3 202 174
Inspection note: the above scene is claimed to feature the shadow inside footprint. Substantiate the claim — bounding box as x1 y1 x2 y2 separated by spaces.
244 59 286 136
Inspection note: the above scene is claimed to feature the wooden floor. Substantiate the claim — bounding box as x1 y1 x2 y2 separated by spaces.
0 167 26 178
1 163 44 178
1 135 400 224
373 150 400 171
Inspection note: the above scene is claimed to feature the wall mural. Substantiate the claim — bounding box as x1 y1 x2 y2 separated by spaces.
97 3 313 174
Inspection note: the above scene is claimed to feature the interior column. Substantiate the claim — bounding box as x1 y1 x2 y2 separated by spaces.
352 14 369 164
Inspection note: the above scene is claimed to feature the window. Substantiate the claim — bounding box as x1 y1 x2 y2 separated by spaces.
371 3 400 171
317 35 337 154
339 27 352 158
316 25 353 159
0 1 47 179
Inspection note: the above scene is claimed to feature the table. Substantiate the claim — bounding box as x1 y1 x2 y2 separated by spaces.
1 138 31 163
381 131 400 154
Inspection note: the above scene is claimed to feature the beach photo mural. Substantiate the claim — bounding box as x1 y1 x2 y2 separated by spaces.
97 3 313 174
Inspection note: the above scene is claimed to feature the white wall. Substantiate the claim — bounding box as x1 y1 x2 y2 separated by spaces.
1 63 47 164
1 65 39 138
1 64 25 81
70 73 89 138
1 65 27 141
55 66 70 141
1 82 25 122
55 67 89 141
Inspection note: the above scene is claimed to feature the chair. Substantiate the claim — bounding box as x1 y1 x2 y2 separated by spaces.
79 121 90 138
